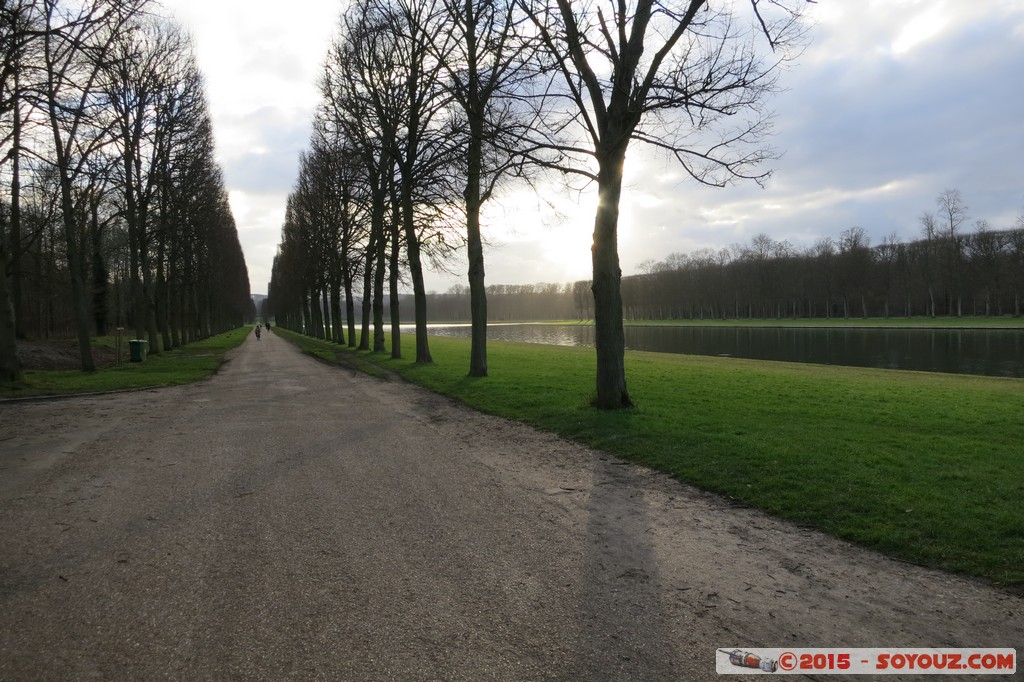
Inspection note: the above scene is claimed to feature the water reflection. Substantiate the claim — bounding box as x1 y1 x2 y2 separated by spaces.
409 323 1024 378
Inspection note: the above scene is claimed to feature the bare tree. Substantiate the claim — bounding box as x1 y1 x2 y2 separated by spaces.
520 0 808 408
429 0 539 376
936 188 968 316
388 0 462 364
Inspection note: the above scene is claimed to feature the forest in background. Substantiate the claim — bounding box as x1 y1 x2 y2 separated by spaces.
1 0 252 379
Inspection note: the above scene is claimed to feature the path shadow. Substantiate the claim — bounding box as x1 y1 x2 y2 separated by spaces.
571 456 683 680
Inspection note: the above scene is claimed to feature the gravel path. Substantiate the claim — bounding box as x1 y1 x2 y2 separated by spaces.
1 330 1020 680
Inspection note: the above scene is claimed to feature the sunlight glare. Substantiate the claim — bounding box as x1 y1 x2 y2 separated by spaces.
892 10 947 55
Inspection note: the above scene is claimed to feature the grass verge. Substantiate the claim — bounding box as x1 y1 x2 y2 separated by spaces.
0 328 250 399
279 328 1024 592
273 328 391 379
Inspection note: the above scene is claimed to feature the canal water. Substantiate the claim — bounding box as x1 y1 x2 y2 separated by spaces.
412 323 1024 378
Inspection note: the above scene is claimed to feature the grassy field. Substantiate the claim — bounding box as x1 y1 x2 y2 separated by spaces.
0 328 250 399
276 327 1024 592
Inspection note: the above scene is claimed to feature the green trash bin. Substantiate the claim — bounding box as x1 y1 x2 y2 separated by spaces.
129 339 148 362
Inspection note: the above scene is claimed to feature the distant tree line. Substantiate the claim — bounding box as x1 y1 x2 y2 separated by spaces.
426 282 579 321
621 192 1024 321
429 193 1024 322
1 0 252 380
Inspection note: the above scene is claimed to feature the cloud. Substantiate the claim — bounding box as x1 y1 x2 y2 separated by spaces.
217 106 312 194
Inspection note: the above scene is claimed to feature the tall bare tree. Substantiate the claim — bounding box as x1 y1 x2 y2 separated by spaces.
521 0 807 407
387 0 460 363
936 188 968 316
430 0 538 376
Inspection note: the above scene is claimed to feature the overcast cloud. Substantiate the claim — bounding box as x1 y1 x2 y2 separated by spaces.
162 0 1024 296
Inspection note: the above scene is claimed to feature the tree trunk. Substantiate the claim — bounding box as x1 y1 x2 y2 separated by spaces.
168 240 181 348
10 78 25 340
141 254 160 353
402 190 431 364
311 287 325 339
47 94 95 371
64 213 96 372
330 276 343 344
169 275 181 349
591 145 631 409
301 293 312 336
156 236 171 352
0 232 22 382
344 269 356 348
466 124 487 376
389 210 402 359
129 224 145 339
372 206 387 353
359 238 374 350
90 205 108 336
325 286 334 339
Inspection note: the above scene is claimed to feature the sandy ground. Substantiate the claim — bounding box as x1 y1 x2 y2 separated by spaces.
0 330 1020 680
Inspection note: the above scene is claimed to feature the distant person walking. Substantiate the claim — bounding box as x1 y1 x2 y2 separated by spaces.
254 325 262 341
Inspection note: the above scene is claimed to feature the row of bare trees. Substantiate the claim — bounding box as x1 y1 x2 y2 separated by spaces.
270 0 535 373
0 0 252 381
270 0 809 408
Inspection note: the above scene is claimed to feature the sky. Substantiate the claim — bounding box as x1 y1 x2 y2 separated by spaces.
162 0 1024 297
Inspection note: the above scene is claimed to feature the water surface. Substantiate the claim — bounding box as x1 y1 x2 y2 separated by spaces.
409 323 1024 377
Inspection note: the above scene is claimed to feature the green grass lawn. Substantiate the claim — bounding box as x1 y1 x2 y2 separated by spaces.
0 327 250 399
277 327 1024 592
